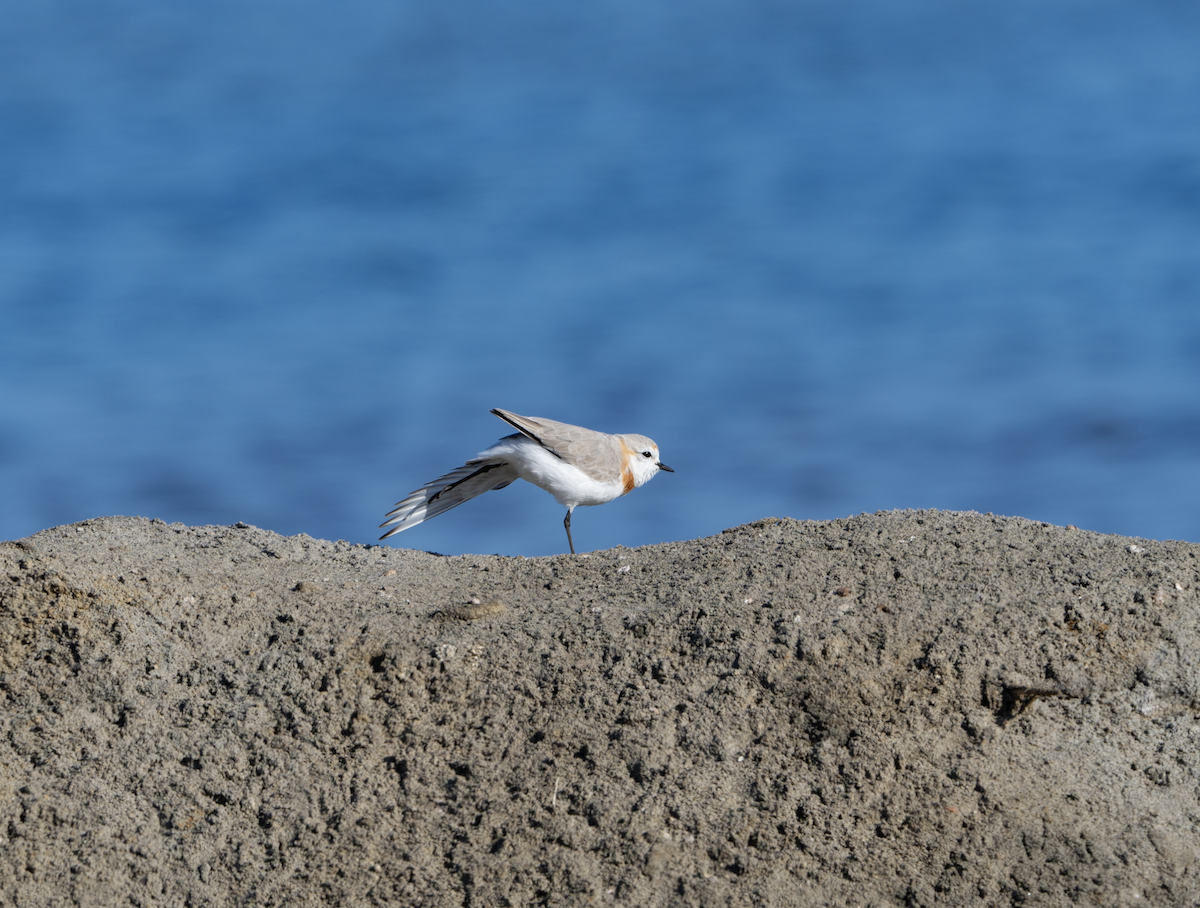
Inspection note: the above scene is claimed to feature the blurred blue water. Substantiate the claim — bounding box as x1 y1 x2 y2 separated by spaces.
3 0 1199 555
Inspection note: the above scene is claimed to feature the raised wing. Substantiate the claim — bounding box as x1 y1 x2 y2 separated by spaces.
379 459 517 540
490 408 623 483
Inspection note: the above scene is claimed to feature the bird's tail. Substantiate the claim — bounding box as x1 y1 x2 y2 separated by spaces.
379 459 517 540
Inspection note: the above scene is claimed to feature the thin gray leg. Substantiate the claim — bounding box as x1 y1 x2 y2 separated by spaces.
564 508 575 554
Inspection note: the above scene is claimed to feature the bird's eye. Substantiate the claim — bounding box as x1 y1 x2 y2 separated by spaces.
642 451 652 458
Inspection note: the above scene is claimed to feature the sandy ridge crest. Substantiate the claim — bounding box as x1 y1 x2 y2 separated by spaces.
2 511 1199 906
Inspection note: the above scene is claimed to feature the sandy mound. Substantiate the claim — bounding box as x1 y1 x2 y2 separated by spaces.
2 511 1198 906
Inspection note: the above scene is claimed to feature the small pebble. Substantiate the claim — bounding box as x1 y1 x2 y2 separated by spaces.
433 600 506 621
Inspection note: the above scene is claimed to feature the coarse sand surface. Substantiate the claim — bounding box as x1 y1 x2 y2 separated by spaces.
2 511 1199 906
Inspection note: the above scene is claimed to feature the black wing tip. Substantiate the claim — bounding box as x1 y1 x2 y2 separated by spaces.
490 408 523 432
489 408 564 460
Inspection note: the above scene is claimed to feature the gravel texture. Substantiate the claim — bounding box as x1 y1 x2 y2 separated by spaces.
2 511 1199 906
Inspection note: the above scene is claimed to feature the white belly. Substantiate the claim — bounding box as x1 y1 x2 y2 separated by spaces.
480 436 625 508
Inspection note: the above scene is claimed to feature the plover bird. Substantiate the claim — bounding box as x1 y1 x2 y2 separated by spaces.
379 408 673 553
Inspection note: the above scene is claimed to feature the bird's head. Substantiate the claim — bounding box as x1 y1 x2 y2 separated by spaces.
621 434 674 488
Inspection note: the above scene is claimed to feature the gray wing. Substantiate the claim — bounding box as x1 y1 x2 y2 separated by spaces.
490 408 623 483
379 459 518 540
